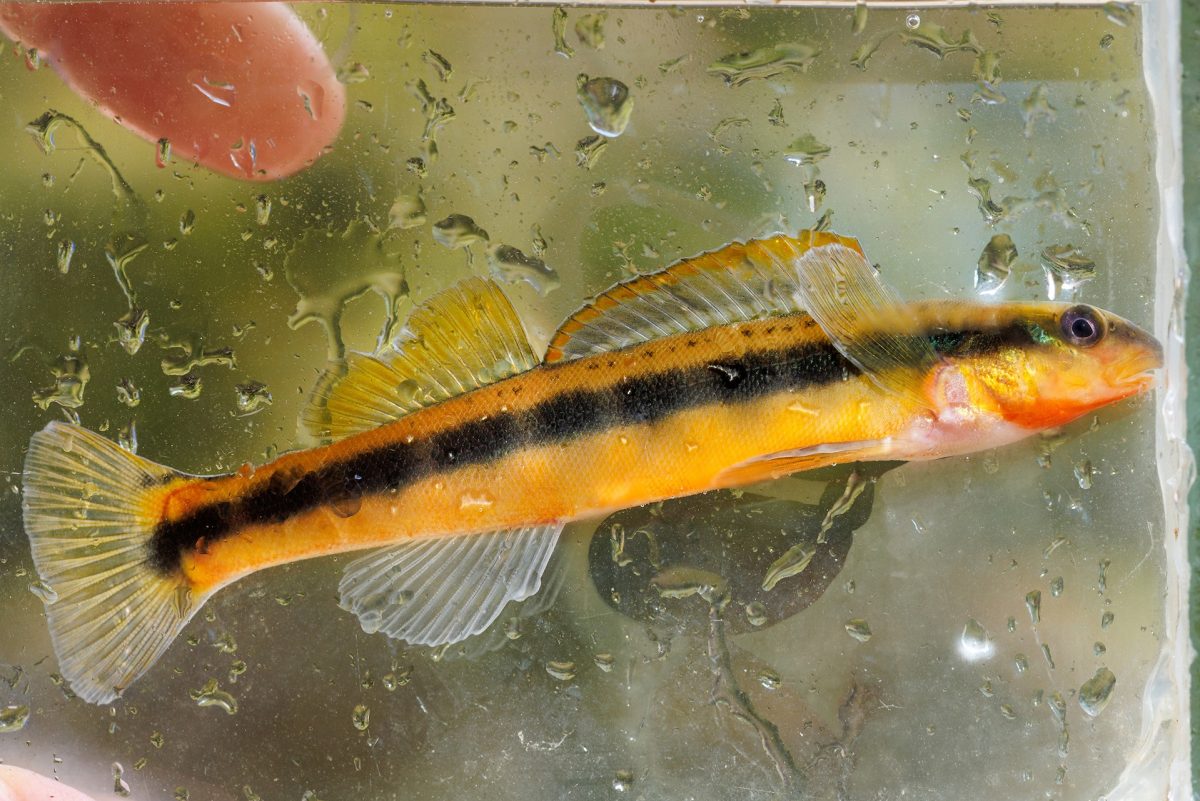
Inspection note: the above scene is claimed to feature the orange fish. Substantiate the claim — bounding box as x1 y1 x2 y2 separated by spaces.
22 231 1160 703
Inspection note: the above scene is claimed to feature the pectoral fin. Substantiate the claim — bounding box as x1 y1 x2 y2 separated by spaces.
746 240 938 407
714 439 890 487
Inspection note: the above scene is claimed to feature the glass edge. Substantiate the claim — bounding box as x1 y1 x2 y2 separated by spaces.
1138 0 1195 799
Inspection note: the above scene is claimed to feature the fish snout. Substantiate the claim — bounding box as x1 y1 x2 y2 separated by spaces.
1101 316 1163 394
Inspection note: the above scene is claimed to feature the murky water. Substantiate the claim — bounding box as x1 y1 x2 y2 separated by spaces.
0 3 1185 800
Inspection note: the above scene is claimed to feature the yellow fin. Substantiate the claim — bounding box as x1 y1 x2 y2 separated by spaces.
545 230 864 363
746 239 937 407
714 440 887 488
304 278 537 443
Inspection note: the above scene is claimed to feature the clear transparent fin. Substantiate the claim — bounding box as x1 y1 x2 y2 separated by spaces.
338 523 564 647
752 240 937 405
22 422 202 704
304 277 538 443
438 548 569 662
714 439 889 487
544 231 864 363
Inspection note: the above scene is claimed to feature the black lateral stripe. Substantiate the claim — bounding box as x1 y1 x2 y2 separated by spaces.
148 320 1035 573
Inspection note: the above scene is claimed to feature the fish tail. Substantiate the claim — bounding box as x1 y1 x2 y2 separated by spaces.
22 421 202 704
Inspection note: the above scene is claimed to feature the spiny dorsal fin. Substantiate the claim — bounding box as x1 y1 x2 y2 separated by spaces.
544 230 864 364
304 277 537 443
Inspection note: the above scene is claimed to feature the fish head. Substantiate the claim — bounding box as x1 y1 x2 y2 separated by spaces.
944 302 1162 432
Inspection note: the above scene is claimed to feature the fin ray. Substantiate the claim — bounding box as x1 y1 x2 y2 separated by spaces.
545 231 864 362
715 440 889 487
338 523 564 647
23 422 205 704
305 278 537 443
754 240 938 405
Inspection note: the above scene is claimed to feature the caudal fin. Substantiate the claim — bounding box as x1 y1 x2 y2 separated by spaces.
22 422 200 704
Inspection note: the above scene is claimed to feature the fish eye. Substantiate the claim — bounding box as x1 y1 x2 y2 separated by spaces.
1060 305 1104 347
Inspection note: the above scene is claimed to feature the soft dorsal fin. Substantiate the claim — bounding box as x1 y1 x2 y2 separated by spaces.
304 278 538 443
544 231 864 363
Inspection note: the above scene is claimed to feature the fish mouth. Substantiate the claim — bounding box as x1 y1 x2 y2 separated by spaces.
1103 331 1163 398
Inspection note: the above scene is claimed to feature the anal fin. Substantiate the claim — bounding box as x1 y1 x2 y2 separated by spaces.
338 523 564 647
714 440 889 487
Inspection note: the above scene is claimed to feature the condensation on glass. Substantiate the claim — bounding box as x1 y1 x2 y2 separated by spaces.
0 2 1188 800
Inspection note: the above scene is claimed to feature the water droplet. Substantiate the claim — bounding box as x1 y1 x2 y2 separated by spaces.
116 377 141 408
783 133 830 167
1073 459 1094 490
1021 83 1058 138
850 34 891 71
593 653 615 672
1049 576 1064 597
169 372 203 400
999 703 1016 720
767 99 785 127
112 762 131 797
31 341 90 411
254 195 271 226
658 54 689 74
1013 653 1029 673
1025 590 1041 623
1041 643 1056 669
155 137 171 169
1098 558 1111 593
149 731 165 749
546 660 577 681
1101 610 1115 629
845 618 872 643
852 2 868 34
707 43 820 87
552 7 574 58
975 234 1016 295
959 618 993 661
212 632 237 654
113 306 150 356
576 75 633 137
352 703 370 731
612 770 634 793
179 209 196 236
972 51 1005 104
1102 1 1134 26
1094 641 1107 656
762 542 815 591
758 669 781 690
337 61 371 84
574 12 606 49
487 244 560 296
966 176 1008 225
28 579 58 603
389 193 426 230
190 679 238 714
432 213 489 251
1100 32 1115 49
421 49 452 82
575 134 608 169
745 603 768 626
190 75 236 107
234 381 272 414
902 20 981 57
0 704 30 733
1078 667 1116 716
56 239 75 274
